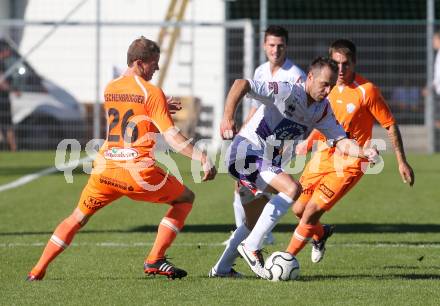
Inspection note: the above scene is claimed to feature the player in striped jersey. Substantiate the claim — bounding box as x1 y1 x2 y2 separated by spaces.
225 25 306 252
212 57 379 279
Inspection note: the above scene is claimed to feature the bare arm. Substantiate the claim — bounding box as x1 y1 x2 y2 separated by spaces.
335 138 378 162
220 79 251 139
295 129 322 155
223 79 250 121
386 124 415 186
163 127 216 181
386 124 407 163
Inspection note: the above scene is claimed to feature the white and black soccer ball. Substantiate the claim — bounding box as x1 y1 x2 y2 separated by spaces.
264 251 300 281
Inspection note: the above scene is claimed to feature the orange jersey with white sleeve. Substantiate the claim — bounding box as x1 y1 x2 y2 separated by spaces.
327 73 395 146
98 75 174 168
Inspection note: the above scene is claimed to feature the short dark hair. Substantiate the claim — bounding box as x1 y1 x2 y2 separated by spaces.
308 56 338 75
329 39 356 63
127 36 160 66
264 25 288 44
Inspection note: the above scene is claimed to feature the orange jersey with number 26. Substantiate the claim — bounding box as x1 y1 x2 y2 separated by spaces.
97 75 174 168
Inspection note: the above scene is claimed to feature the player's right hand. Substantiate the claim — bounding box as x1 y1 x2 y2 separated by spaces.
363 147 380 164
220 117 236 139
166 96 182 114
201 155 217 181
399 161 415 186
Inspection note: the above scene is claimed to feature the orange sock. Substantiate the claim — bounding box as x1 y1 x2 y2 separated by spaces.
30 214 82 276
286 223 318 256
146 202 192 263
312 222 324 241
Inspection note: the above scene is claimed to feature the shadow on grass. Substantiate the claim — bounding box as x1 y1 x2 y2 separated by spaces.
0 167 83 176
301 273 440 281
130 223 440 234
2 223 440 236
383 265 440 270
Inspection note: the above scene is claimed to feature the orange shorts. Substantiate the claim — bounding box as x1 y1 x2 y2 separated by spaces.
77 165 185 215
297 161 363 211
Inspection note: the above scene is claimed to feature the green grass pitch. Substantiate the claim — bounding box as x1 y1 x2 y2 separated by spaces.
0 151 439 305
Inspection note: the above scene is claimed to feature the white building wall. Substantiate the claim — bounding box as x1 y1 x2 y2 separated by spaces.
19 0 226 124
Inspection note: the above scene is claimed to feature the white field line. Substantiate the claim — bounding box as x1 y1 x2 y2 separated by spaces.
0 156 92 193
1 242 439 248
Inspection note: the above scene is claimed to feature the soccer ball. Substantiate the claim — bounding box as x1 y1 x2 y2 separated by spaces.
264 251 300 281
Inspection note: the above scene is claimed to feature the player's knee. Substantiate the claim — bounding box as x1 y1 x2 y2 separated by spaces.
292 201 305 219
285 181 302 201
174 187 195 204
304 201 321 213
185 188 195 203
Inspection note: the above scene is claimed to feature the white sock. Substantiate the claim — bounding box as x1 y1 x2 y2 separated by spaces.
233 190 245 227
244 192 293 251
214 224 250 274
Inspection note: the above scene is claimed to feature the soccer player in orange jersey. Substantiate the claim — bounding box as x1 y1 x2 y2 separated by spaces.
285 39 415 264
27 36 216 281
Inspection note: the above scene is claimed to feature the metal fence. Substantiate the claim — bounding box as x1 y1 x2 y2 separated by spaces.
0 0 438 152
273 22 425 126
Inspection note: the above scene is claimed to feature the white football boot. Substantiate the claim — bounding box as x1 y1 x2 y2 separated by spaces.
237 242 266 279
311 224 335 263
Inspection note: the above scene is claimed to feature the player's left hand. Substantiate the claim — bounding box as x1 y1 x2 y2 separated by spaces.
166 96 182 114
201 155 217 181
399 161 415 186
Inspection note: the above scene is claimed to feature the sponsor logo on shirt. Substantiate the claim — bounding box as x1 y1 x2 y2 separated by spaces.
319 183 335 198
274 119 307 140
104 147 139 160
